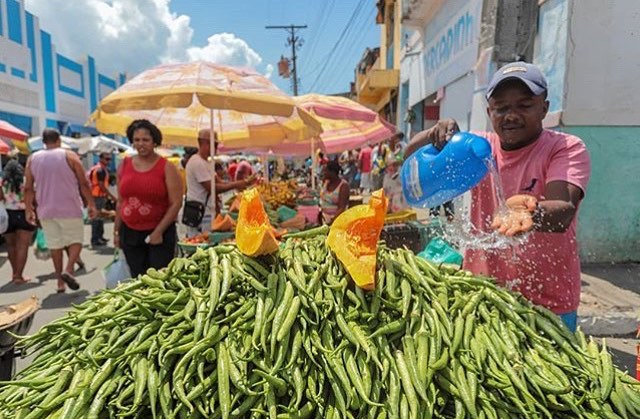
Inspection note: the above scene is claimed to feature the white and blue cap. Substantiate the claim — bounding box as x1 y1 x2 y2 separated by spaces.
486 61 548 99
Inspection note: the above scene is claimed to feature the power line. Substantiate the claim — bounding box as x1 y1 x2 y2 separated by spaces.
299 0 335 70
320 4 376 92
308 0 368 93
308 0 366 92
266 24 307 96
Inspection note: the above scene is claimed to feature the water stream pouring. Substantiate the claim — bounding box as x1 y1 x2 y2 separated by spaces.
401 132 493 208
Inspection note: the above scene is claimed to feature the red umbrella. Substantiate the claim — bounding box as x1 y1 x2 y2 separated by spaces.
0 120 28 141
0 139 12 155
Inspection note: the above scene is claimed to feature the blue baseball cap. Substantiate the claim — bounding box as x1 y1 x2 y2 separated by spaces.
486 61 548 99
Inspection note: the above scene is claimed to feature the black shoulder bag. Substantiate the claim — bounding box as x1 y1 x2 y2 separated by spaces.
182 197 208 228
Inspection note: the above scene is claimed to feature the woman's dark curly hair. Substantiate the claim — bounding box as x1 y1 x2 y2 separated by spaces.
3 159 24 194
326 160 341 175
126 119 162 146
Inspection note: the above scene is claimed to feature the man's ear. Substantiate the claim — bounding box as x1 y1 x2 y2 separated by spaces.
542 100 550 117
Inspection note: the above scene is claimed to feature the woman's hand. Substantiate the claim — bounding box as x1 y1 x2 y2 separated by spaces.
148 230 164 245
26 208 38 226
113 232 120 248
491 194 538 236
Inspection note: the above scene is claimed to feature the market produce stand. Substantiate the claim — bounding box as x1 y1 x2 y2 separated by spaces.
177 180 320 254
3 190 640 418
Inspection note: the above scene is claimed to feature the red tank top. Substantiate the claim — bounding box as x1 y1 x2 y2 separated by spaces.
119 156 169 231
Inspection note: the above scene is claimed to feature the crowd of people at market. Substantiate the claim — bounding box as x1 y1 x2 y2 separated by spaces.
0 122 412 291
1 62 592 331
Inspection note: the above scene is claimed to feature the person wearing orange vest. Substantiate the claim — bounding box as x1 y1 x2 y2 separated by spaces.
90 152 117 247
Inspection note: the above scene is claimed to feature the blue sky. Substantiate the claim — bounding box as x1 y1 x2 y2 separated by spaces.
171 0 380 95
26 0 380 96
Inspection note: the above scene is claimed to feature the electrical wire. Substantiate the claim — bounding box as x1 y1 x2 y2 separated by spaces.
307 0 368 92
299 0 335 70
319 5 376 92
314 1 374 93
306 0 367 92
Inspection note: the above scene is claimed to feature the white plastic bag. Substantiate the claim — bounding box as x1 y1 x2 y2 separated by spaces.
102 250 132 289
0 203 8 235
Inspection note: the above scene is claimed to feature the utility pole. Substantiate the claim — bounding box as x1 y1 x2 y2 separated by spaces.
266 24 307 95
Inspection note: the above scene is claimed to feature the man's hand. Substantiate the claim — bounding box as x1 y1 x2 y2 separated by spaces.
405 118 460 158
491 194 538 237
430 118 460 150
87 205 98 220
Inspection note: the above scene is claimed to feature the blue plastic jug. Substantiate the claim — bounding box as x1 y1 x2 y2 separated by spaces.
401 131 493 208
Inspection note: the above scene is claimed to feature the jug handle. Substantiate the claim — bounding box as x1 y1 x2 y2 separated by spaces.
420 144 440 157
468 135 492 160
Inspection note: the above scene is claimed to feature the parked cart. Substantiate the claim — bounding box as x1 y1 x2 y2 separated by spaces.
0 296 39 380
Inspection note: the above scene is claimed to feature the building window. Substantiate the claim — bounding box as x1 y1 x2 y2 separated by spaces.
7 0 23 44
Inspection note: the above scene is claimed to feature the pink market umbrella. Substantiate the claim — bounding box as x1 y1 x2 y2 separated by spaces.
220 94 397 188
232 116 395 155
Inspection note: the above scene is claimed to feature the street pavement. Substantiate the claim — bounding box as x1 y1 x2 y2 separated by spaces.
0 222 638 376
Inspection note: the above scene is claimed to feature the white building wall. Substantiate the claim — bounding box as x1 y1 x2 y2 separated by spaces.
562 0 640 126
401 0 482 126
440 73 474 131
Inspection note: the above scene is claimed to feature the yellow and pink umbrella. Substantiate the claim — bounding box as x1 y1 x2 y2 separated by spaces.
93 102 319 149
92 61 321 148
92 61 322 201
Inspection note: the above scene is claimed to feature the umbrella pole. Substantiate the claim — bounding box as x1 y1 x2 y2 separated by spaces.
311 137 316 190
210 109 216 219
264 155 269 182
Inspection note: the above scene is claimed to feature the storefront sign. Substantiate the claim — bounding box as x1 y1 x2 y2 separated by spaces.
422 0 481 95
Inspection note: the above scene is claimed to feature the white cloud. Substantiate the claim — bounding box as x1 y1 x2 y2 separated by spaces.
187 33 263 68
24 0 270 78
264 64 274 79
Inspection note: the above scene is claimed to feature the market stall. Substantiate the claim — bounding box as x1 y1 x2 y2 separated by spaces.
179 178 317 254
216 94 397 234
2 191 640 417
90 61 323 251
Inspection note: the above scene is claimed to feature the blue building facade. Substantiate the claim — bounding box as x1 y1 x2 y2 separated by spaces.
0 0 127 137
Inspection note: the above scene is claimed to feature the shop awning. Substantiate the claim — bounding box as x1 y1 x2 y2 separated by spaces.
65 124 99 137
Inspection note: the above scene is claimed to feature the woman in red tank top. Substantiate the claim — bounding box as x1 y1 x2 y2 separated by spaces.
114 120 183 277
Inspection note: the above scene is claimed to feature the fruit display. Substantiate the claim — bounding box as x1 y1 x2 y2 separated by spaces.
211 214 236 232
2 229 640 417
278 213 306 230
235 189 279 257
179 231 208 244
327 189 387 290
255 180 298 209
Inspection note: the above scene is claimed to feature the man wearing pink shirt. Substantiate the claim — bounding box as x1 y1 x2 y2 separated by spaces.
405 62 591 332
